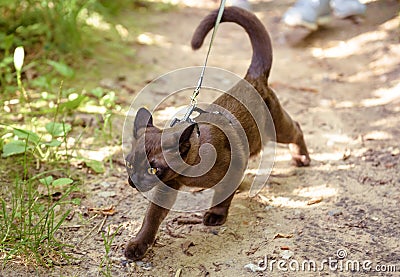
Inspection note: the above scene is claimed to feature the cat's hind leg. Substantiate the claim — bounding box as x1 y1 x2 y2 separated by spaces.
274 108 310 167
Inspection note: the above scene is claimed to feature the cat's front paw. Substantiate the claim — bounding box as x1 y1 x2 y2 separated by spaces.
124 239 150 261
203 210 228 226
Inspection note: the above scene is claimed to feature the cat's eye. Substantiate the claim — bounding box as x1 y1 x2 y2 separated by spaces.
147 167 158 175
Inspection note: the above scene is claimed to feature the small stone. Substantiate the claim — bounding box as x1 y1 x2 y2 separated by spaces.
391 148 400 156
142 262 153 270
134 261 153 270
385 162 397 169
98 191 116 198
225 260 235 267
100 181 111 188
328 210 342 216
294 210 305 219
210 229 219 235
121 260 129 267
281 250 294 260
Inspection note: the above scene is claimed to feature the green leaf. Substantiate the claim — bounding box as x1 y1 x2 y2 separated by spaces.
39 176 54 186
2 140 29 157
71 198 81 205
90 87 104 98
0 34 14 54
52 178 73 186
59 95 87 111
13 128 40 144
45 122 72 137
31 75 50 90
47 60 74 78
0 57 13 68
84 159 105 173
100 91 116 108
44 139 62 147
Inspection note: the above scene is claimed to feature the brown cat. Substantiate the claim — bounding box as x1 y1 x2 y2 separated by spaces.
124 7 310 261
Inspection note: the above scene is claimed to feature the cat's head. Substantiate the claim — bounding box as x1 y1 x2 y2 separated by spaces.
125 107 197 192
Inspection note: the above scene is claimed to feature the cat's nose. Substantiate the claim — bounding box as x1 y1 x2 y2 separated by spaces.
128 175 139 189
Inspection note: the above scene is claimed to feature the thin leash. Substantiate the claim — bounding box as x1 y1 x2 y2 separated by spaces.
170 0 226 127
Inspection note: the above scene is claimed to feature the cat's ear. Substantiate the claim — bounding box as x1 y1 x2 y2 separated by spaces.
133 107 154 138
179 123 197 155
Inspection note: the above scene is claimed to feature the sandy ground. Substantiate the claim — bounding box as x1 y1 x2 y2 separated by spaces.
2 0 399 276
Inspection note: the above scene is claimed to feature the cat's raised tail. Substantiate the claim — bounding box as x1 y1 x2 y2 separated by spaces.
191 7 273 81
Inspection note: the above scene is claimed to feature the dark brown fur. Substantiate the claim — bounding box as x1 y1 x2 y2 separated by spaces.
124 7 310 261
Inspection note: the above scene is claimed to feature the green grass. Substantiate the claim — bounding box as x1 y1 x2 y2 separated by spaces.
0 169 76 267
0 78 82 266
99 224 122 276
0 0 177 270
0 0 175 94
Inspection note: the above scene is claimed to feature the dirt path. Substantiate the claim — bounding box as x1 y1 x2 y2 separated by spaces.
3 0 399 276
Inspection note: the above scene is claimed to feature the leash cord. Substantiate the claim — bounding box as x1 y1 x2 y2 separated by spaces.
191 0 226 105
171 0 226 126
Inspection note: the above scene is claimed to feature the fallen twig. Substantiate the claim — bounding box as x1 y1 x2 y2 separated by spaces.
307 197 323 205
98 215 107 233
175 268 182 277
60 224 84 229
274 233 293 239
166 223 185 238
177 218 203 225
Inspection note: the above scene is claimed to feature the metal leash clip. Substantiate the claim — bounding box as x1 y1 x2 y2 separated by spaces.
170 84 201 127
170 103 197 127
